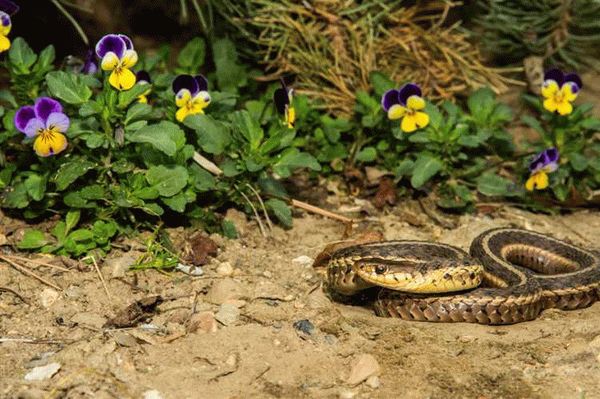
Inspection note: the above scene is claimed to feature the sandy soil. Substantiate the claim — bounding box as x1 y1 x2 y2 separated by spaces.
2 200 600 399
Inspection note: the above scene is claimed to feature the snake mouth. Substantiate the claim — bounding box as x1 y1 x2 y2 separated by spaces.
353 259 484 293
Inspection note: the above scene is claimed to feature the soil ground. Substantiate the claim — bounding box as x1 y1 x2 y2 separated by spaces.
2 201 600 399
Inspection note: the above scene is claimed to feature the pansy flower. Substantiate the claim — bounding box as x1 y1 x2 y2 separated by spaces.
81 49 98 75
172 74 211 122
541 68 582 116
273 80 295 128
0 0 19 53
95 34 138 91
14 97 69 157
525 148 559 191
135 70 151 103
381 83 429 133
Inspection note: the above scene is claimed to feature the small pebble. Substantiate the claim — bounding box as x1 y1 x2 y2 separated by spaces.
215 304 240 326
262 270 273 278
216 262 234 276
225 354 237 367
188 311 218 333
347 354 380 386
366 375 380 389
113 332 137 347
143 390 164 399
339 389 356 399
292 255 313 267
39 288 59 308
175 263 203 276
293 319 315 335
24 363 61 381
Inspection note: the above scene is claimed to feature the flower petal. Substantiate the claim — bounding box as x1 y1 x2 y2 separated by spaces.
175 89 192 108
34 97 62 122
387 104 406 120
23 118 45 138
414 111 430 129
564 73 582 92
172 74 199 96
525 172 549 191
273 87 290 115
119 34 133 50
545 147 559 164
0 34 10 52
100 52 120 70
285 106 296 128
109 68 136 91
543 68 564 86
46 112 70 133
543 97 558 113
406 95 425 111
0 11 10 36
401 114 418 133
176 106 192 122
381 89 400 112
14 105 36 133
136 70 151 84
0 0 20 15
193 90 211 106
95 34 125 59
541 80 559 98
561 83 578 102
556 100 573 116
121 49 138 68
529 148 559 173
398 83 422 106
195 75 209 91
33 131 68 157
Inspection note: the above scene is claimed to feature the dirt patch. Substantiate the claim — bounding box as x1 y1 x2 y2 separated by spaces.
2 204 600 398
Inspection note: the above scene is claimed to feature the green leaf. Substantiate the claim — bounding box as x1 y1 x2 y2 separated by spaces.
265 198 293 228
125 103 152 123
521 115 545 135
273 149 321 177
189 164 216 192
213 38 247 92
410 155 443 188
128 121 184 156
24 174 46 201
34 45 56 71
53 160 95 191
177 37 206 70
18 230 48 249
230 110 263 150
146 165 189 197
9 37 37 73
118 83 152 108
2 182 29 208
394 159 414 177
467 88 495 123
369 71 395 97
67 229 94 241
184 114 231 155
92 220 118 242
79 101 103 117
65 210 80 234
355 147 377 162
581 118 600 131
46 71 92 105
162 192 188 212
221 219 238 239
569 153 588 171
476 172 519 197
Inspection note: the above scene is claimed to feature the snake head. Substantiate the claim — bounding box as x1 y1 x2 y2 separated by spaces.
353 257 483 294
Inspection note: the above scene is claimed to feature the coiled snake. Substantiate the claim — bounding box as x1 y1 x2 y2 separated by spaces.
326 228 600 324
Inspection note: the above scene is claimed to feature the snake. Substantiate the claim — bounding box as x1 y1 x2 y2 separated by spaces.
326 228 600 324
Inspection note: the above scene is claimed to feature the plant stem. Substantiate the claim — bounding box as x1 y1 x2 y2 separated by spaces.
50 0 89 46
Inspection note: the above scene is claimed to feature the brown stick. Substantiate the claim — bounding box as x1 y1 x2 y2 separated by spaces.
193 151 223 176
0 286 30 304
83 256 112 302
1 257 62 291
290 199 353 224
1 254 71 272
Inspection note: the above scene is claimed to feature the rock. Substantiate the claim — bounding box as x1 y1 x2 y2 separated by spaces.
293 319 315 335
206 279 246 304
338 390 357 399
25 352 56 369
174 263 203 276
292 255 313 267
143 390 164 399
215 304 240 326
39 288 59 308
216 262 234 276
347 354 380 386
225 354 238 367
113 332 138 347
223 299 246 308
366 375 381 389
167 309 189 324
104 254 136 278
24 362 61 381
71 312 107 329
188 311 218 333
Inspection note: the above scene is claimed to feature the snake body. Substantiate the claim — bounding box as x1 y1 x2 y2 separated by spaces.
327 228 600 324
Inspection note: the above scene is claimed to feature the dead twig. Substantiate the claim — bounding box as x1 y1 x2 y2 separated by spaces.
291 199 353 225
193 151 223 176
0 256 62 291
0 337 70 344
1 254 71 273
82 255 112 302
239 190 268 238
0 286 30 304
246 184 274 232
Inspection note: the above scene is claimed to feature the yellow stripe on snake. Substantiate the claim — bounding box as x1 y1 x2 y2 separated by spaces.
326 228 600 324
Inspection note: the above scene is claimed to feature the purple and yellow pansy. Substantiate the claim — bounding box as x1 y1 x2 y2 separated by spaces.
541 68 582 116
0 0 19 53
381 83 429 133
525 148 559 191
273 80 295 128
136 70 151 104
14 97 69 157
172 74 211 122
95 34 138 91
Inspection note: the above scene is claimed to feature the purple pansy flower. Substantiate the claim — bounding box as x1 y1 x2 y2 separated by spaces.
381 83 429 133
526 148 559 191
14 97 69 157
541 68 582 115
273 79 295 128
136 70 151 103
171 74 211 122
95 34 138 90
0 0 17 53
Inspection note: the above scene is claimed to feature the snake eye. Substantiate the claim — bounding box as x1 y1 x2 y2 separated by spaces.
375 264 387 274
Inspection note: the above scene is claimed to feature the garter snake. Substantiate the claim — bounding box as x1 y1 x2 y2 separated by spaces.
326 228 600 324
